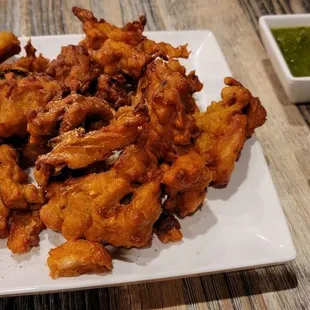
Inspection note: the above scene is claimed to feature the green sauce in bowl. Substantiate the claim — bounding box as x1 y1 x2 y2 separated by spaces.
271 26 310 77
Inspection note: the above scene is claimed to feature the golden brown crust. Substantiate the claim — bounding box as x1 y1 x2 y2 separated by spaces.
40 145 161 248
0 74 66 138
0 32 21 63
27 93 115 144
45 45 100 92
154 211 183 243
194 77 267 188
47 240 112 279
162 150 212 217
35 107 146 185
0 40 49 74
7 210 45 254
133 59 201 161
0 199 10 238
0 144 45 209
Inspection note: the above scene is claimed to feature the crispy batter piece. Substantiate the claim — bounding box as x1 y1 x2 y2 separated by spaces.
0 40 49 75
7 210 45 254
73 7 189 59
0 32 21 63
0 74 66 138
40 145 161 248
95 74 131 109
139 39 189 59
0 199 10 238
0 145 45 209
47 240 112 278
73 7 189 79
72 7 146 48
154 211 183 243
133 59 200 160
89 39 149 78
35 107 146 186
28 93 115 144
194 77 267 188
162 150 212 217
45 45 100 92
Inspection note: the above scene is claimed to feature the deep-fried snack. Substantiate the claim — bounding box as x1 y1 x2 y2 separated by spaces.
194 77 266 188
7 210 45 254
0 199 10 238
0 74 66 138
0 145 45 209
223 77 267 137
89 39 149 78
139 39 189 59
73 7 189 59
0 32 21 63
95 74 131 109
40 146 161 248
0 40 49 74
47 240 113 278
133 59 200 160
73 7 145 48
45 45 100 92
162 150 212 217
28 93 115 144
35 107 146 186
154 211 183 243
73 7 189 79
0 7 268 279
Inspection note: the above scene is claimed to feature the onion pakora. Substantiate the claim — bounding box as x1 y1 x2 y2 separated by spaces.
0 7 267 279
0 32 21 63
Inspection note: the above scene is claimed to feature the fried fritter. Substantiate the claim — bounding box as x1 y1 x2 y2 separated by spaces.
0 145 45 209
90 39 149 78
0 41 49 81
73 7 189 79
0 199 10 238
7 210 45 254
47 240 112 278
72 7 146 48
0 74 66 138
40 145 161 248
45 45 100 92
154 211 183 243
162 150 212 217
73 7 189 59
0 32 21 63
35 107 146 186
223 78 267 137
95 74 131 109
139 39 189 59
194 77 267 188
133 59 200 160
28 93 115 144
0 40 49 75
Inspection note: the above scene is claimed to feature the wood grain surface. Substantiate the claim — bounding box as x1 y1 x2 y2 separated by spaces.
1 0 310 309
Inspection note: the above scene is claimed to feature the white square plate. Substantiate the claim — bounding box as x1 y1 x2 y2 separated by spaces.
0 32 296 297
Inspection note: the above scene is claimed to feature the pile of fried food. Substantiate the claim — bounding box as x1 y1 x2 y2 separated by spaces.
0 7 266 279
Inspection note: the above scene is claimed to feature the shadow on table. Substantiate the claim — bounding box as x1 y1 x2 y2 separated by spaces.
2 264 297 309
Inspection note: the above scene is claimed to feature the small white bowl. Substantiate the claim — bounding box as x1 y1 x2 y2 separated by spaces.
259 14 310 103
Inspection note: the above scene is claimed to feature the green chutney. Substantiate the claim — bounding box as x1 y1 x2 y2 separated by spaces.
271 26 310 77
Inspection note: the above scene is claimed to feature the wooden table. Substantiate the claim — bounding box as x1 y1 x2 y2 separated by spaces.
1 0 310 309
